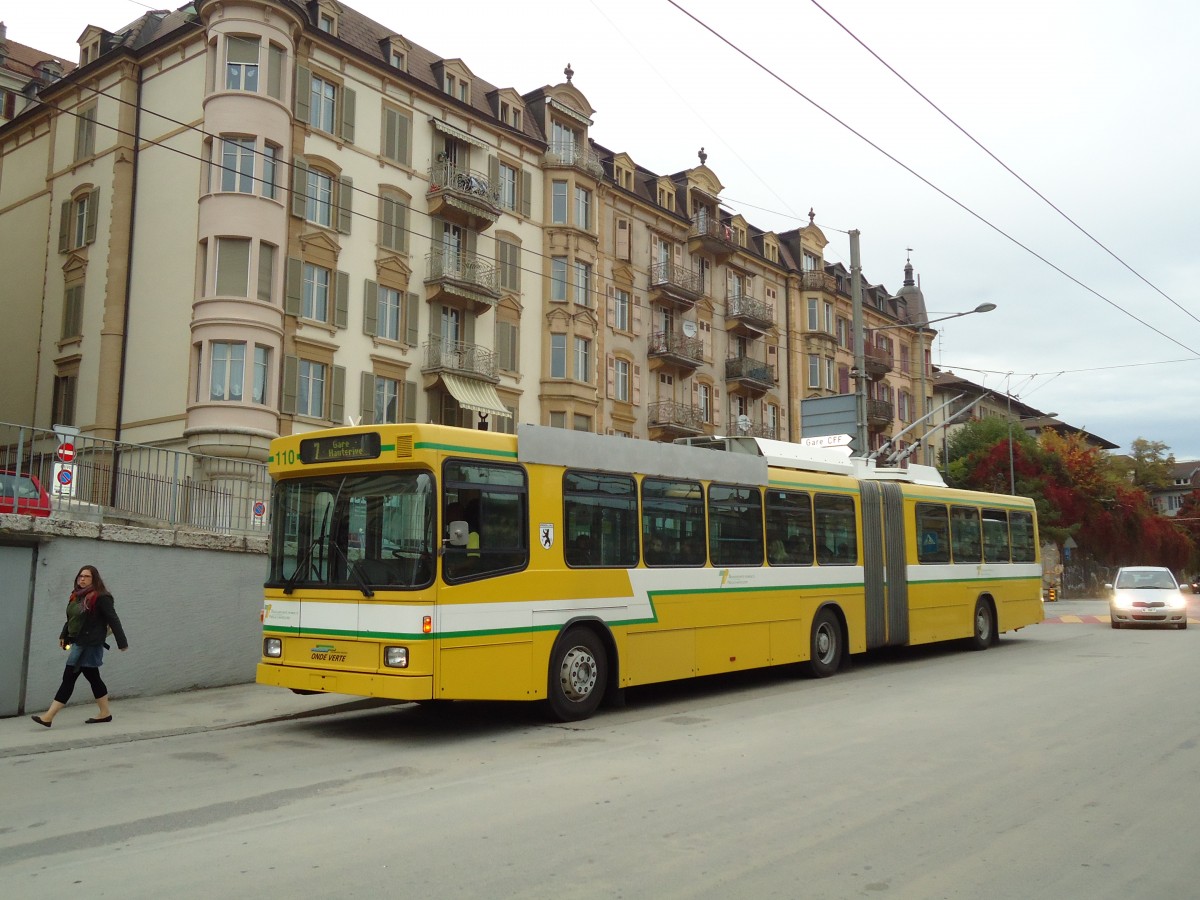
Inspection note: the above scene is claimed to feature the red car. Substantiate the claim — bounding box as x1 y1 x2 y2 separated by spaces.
0 470 52 517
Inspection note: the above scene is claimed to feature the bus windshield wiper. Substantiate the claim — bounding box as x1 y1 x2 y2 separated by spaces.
329 539 374 598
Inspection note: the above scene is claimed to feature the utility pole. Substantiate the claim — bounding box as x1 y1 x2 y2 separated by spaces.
850 230 866 456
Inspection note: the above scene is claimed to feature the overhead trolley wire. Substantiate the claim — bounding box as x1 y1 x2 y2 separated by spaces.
665 0 1200 359
806 0 1200 329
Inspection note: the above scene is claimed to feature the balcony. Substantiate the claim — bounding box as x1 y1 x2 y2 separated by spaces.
649 261 703 311
863 344 893 379
422 338 498 381
727 416 777 439
725 292 774 336
688 214 737 260
427 161 501 231
647 329 704 371
801 270 837 293
424 249 501 315
647 400 707 439
867 399 894 431
724 355 776 394
543 141 604 179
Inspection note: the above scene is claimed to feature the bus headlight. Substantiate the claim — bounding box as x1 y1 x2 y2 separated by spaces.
263 638 282 658
384 646 409 668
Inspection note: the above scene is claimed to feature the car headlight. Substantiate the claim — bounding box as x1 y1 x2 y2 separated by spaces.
384 646 409 668
263 637 282 658
1111 593 1135 610
1168 595 1188 610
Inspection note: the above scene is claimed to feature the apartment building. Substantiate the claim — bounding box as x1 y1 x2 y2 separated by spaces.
0 0 933 478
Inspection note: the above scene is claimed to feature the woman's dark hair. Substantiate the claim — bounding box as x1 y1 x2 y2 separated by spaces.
76 565 109 596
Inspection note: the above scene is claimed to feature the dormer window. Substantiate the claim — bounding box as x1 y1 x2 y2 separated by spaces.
444 73 469 103
319 13 336 34
391 48 406 69
499 101 521 130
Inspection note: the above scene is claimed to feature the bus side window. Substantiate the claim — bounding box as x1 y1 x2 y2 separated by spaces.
982 508 1011 563
814 493 857 566
916 503 951 564
950 505 982 563
765 490 814 566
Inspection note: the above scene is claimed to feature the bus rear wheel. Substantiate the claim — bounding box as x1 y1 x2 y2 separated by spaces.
802 608 843 678
547 628 607 722
969 597 996 650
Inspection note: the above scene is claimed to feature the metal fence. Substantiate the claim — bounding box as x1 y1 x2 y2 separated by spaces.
0 421 271 535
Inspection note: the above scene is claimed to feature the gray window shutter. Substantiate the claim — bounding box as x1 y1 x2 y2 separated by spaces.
337 176 353 233
487 155 499 194
360 371 375 424
295 66 311 124
363 279 378 336
282 355 298 414
428 302 441 339
405 292 420 345
464 313 475 345
520 170 532 217
285 257 302 316
403 380 417 423
84 188 99 244
398 111 410 165
496 321 511 371
291 156 308 218
330 365 346 423
340 87 356 143
383 108 398 162
334 270 350 328
58 201 71 252
398 199 408 252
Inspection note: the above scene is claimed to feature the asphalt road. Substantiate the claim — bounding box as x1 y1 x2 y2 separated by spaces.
2 598 1198 900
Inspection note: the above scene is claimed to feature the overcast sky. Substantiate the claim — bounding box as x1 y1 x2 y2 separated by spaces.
9 0 1199 459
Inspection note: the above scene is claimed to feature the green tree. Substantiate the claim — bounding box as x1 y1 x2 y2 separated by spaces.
1127 438 1175 489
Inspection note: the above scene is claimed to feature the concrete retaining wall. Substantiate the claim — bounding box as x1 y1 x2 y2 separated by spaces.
1 514 267 717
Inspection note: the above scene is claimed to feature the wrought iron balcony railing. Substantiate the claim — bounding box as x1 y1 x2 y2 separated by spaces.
726 292 774 328
543 141 604 178
648 330 705 364
650 261 703 296
427 160 501 206
724 355 776 386
425 248 499 293
422 338 497 380
647 400 707 432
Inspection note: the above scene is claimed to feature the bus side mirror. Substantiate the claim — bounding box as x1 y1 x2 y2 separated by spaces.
446 520 469 547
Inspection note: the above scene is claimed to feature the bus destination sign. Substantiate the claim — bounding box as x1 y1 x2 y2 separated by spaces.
299 432 382 464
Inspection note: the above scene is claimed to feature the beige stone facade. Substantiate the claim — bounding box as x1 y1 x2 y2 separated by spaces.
0 0 934 464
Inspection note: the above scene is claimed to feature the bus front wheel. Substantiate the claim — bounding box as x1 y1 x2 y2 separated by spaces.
547 628 607 722
802 608 843 678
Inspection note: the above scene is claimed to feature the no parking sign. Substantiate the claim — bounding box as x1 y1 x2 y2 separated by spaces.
52 462 76 498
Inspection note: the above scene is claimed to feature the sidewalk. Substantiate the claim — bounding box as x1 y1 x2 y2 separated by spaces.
0 682 390 758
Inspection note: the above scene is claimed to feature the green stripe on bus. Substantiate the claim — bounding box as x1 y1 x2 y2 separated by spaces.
413 441 519 459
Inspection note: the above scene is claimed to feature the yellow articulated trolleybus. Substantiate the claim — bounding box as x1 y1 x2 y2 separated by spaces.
257 423 1043 721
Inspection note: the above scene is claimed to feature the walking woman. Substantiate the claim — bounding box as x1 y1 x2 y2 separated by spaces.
31 565 129 727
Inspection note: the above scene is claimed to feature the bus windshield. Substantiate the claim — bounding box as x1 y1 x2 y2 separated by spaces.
268 470 435 591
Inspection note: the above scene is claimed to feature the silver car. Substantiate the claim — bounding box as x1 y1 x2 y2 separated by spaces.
1106 566 1190 629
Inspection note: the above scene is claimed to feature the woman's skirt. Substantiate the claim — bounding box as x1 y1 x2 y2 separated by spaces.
65 642 105 669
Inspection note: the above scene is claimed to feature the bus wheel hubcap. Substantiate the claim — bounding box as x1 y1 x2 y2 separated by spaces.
559 647 597 702
815 627 833 662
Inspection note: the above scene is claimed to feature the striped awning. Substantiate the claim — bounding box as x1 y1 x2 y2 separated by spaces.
430 118 489 150
442 373 511 419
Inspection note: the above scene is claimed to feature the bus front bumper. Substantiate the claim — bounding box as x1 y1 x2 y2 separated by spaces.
256 662 434 701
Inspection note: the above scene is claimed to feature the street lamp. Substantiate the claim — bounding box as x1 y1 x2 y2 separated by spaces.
1008 410 1057 495
854 300 996 459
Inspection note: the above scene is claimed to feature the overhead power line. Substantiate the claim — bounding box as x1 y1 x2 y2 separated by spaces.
665 0 1200 359
806 0 1200 329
